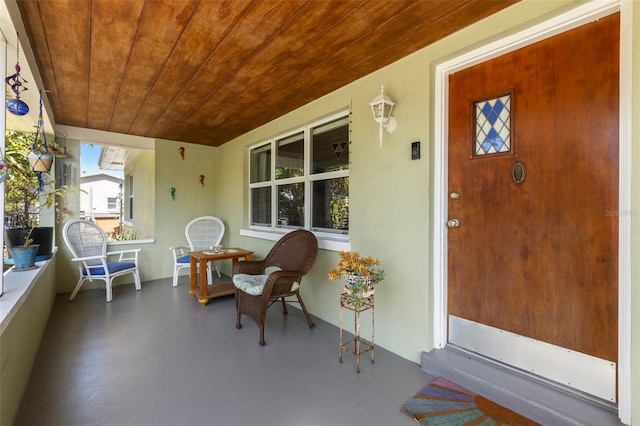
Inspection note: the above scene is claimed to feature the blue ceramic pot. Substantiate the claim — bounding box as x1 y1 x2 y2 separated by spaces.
7 245 40 271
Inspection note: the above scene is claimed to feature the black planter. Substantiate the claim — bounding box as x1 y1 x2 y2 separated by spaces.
5 227 54 260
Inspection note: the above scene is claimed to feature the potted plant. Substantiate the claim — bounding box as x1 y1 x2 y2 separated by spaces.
328 251 384 305
4 131 71 270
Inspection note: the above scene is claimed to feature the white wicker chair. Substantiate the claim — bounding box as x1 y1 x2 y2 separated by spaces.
63 219 141 302
170 216 225 287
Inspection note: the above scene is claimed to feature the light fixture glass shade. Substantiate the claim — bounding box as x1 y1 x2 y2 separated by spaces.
369 85 398 148
369 85 395 124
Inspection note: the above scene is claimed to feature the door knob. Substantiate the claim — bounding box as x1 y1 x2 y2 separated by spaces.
447 218 460 229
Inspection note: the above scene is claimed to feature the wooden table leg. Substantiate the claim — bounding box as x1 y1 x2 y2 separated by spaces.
188 256 197 297
231 253 252 272
198 258 209 305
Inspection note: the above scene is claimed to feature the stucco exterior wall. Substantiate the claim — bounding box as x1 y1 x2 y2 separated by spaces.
125 150 155 240
152 139 220 278
0 260 56 426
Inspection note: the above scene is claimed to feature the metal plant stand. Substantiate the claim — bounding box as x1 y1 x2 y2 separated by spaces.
339 293 374 373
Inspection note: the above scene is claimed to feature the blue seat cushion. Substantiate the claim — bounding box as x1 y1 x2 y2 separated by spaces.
84 262 136 276
177 255 190 264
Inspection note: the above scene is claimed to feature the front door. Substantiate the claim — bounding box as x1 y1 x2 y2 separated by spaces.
447 13 619 399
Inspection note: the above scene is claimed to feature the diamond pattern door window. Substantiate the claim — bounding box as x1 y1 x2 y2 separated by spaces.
475 94 511 156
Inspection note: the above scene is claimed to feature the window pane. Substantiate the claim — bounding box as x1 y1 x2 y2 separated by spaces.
311 116 349 174
276 132 304 179
127 175 134 220
312 177 348 232
107 197 118 210
251 187 271 226
277 183 304 227
250 144 271 183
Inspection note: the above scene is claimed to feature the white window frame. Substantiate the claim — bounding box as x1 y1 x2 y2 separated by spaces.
107 197 118 211
126 174 134 221
242 111 350 252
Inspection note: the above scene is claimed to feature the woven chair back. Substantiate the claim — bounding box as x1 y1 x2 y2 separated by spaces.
185 216 225 251
263 230 318 273
63 220 107 267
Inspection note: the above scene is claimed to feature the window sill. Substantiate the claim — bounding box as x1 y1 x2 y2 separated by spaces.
107 238 155 246
240 228 350 252
0 249 56 335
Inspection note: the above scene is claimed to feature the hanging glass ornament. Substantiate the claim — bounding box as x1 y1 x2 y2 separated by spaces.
6 98 29 116
58 145 72 159
0 149 10 184
5 33 29 116
53 132 73 159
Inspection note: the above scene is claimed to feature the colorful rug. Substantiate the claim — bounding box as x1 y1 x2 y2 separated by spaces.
400 377 540 425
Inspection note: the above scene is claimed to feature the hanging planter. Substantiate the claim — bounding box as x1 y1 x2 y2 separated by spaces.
29 90 54 180
28 152 54 172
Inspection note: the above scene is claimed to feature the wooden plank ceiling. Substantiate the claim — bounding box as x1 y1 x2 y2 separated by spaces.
16 0 518 147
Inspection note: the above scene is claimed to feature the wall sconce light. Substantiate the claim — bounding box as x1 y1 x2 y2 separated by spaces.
369 85 397 148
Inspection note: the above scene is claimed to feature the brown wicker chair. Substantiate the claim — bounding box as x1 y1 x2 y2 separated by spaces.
233 230 318 346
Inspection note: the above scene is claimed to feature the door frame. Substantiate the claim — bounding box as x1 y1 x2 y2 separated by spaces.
431 1 632 423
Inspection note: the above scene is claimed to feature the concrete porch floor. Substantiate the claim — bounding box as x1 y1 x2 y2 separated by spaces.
12 275 624 425
12 276 431 426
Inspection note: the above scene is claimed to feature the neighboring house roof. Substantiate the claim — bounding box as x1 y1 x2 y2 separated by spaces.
80 172 123 185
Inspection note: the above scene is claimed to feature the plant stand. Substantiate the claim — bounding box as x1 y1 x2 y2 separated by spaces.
339 292 374 373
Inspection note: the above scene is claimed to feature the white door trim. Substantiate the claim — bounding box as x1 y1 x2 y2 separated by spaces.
432 1 631 423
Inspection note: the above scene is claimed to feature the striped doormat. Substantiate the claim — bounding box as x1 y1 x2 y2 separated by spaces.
400 377 540 425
